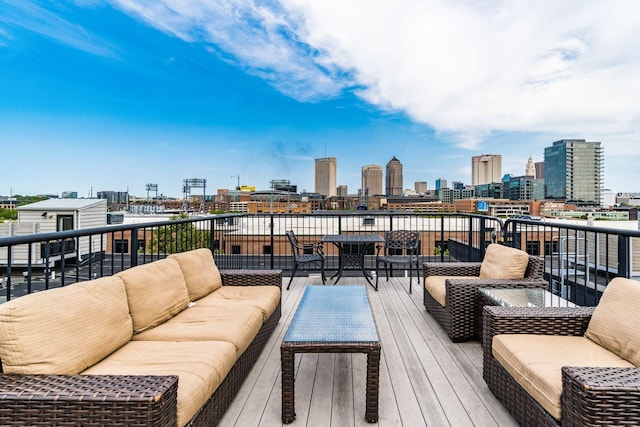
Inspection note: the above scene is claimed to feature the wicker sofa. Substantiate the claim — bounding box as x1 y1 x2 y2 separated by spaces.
423 243 547 342
0 248 282 427
483 277 640 427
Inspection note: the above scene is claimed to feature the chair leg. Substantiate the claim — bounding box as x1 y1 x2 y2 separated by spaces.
287 264 299 290
408 265 412 294
320 261 326 285
375 261 380 291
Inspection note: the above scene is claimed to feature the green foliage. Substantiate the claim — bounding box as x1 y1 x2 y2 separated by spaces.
433 245 450 256
0 208 17 221
146 213 210 254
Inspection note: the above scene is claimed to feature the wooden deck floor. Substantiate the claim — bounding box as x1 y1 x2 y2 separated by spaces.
220 275 517 426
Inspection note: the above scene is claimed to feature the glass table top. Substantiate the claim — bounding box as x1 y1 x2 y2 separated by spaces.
284 285 379 344
478 288 577 308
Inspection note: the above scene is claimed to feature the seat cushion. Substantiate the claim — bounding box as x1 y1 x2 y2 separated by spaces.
194 286 281 321
0 276 133 374
117 258 190 333
132 304 263 358
493 334 634 420
169 248 222 300
479 244 529 279
424 276 479 307
585 277 640 365
82 340 236 427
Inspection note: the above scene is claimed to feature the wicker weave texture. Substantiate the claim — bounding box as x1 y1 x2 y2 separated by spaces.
481 306 640 426
423 255 548 342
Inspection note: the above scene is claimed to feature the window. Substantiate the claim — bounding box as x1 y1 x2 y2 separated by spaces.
57 215 74 231
544 240 560 255
526 241 540 256
232 245 241 254
263 245 272 255
114 239 129 254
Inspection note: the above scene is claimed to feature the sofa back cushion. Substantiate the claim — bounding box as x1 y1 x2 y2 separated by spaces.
169 248 222 301
585 277 640 365
117 258 190 333
0 276 133 374
479 244 529 279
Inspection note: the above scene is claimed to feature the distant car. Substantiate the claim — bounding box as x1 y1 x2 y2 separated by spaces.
513 214 542 221
357 205 368 210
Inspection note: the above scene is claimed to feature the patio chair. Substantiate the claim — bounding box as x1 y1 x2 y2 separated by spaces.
375 230 420 293
285 230 326 290
423 243 547 342
483 277 640 426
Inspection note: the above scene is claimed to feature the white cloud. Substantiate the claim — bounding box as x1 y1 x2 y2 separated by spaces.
110 0 640 151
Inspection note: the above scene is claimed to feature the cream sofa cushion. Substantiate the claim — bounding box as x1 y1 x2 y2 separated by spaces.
424 276 479 307
479 244 529 279
169 248 222 301
585 277 640 365
117 258 190 333
82 340 236 427
132 304 263 358
493 334 633 420
0 276 132 374
195 285 281 321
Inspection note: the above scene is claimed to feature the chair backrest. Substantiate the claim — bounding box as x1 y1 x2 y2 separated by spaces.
286 230 300 255
384 230 419 254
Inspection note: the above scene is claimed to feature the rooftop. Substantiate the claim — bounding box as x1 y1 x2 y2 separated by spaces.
221 275 516 426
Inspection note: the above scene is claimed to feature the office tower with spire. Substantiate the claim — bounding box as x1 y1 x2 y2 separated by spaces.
362 164 383 196
315 157 337 197
544 139 603 206
386 156 403 196
526 155 536 177
472 154 502 185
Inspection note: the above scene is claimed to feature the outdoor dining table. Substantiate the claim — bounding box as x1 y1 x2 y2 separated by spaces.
321 234 384 288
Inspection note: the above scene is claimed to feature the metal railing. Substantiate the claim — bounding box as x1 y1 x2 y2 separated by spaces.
1 212 638 305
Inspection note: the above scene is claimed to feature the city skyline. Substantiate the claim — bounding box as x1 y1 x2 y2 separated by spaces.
2 1 639 198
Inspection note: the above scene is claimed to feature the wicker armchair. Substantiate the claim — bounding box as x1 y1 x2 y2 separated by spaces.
423 245 547 342
482 302 640 427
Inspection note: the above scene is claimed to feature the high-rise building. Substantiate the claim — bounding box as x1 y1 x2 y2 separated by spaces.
386 156 403 196
361 164 383 195
535 161 544 179
525 156 536 177
435 178 447 190
472 154 502 185
502 174 545 201
414 181 427 193
314 157 337 197
452 181 464 190
544 139 603 206
336 185 348 197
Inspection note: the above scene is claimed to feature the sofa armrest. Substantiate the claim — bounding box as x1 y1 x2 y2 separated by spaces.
423 262 481 277
220 269 282 289
482 306 595 350
561 366 640 427
0 374 178 426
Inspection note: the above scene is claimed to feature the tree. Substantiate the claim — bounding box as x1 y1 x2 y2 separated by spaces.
146 213 211 254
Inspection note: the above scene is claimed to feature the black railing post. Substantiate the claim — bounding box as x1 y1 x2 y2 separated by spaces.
270 214 275 269
130 226 139 268
479 217 487 258
440 215 445 262
618 234 630 278
468 216 474 261
6 245 12 301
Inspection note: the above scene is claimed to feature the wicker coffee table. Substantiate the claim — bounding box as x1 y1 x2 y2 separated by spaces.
281 285 381 423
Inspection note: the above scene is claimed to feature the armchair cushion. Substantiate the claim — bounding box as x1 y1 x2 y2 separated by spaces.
493 334 634 420
169 248 222 301
585 277 640 365
479 244 529 279
424 276 479 307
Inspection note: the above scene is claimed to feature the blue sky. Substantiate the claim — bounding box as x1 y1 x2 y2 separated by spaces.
1 0 639 198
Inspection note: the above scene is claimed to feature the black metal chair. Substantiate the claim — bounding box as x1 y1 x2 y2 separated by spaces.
375 230 420 293
285 230 326 290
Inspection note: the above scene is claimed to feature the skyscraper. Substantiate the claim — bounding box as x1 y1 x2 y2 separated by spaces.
435 178 447 190
525 156 536 177
414 181 427 193
361 164 383 195
314 157 337 197
544 139 603 206
385 156 403 196
535 161 544 179
472 154 502 185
